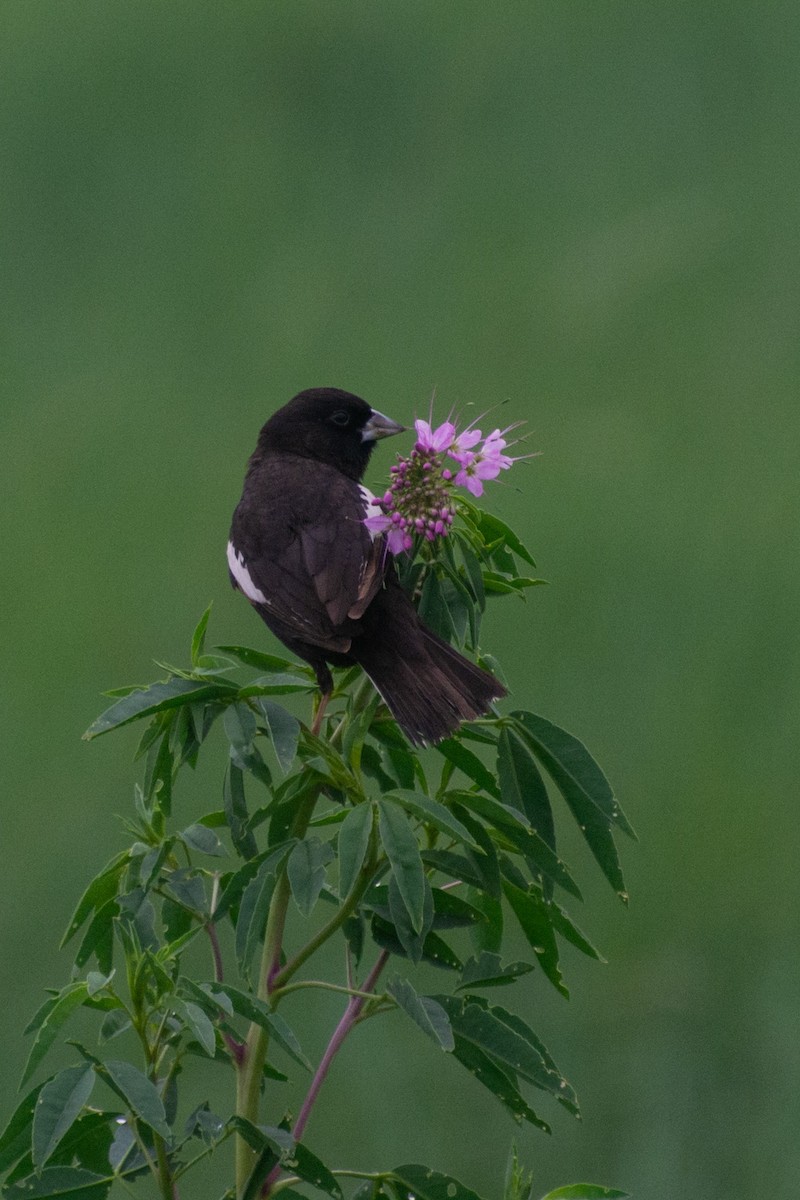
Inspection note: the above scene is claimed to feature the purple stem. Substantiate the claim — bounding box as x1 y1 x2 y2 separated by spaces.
260 951 390 1197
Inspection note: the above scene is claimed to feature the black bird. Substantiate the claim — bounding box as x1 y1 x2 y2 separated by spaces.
228 387 506 744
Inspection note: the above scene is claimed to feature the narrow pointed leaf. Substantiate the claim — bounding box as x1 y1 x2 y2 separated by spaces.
0 1083 44 1174
191 604 213 666
224 762 259 860
255 698 300 774
388 873 434 964
448 1035 550 1132
512 711 635 838
434 996 565 1098
32 1064 95 1168
457 952 535 990
216 985 311 1070
235 860 278 980
390 1165 485 1200
61 854 128 948
83 678 235 739
179 823 225 857
382 790 480 848
102 1060 171 1138
503 881 568 997
287 837 333 917
370 916 462 971
497 726 555 851
378 800 426 933
541 1188 629 1199
436 740 500 797
2 1166 111 1197
337 803 373 899
217 644 313 676
480 999 580 1115
288 1142 343 1200
174 999 217 1056
450 791 580 898
21 984 89 1088
387 977 454 1050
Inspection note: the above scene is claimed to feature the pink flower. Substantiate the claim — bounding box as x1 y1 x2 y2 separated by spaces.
452 431 515 496
451 428 482 456
414 419 456 454
363 403 528 553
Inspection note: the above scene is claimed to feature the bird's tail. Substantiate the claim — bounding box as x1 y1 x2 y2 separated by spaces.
355 623 506 746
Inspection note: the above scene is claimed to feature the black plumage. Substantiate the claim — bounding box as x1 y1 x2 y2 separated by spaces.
228 387 506 744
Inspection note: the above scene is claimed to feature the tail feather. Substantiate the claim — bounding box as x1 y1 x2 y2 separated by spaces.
352 602 506 745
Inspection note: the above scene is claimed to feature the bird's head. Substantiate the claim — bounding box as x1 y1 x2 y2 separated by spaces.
255 388 406 480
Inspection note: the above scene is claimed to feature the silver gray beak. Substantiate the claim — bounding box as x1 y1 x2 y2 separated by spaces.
362 409 407 442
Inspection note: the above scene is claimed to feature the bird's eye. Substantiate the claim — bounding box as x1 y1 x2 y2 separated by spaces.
330 411 350 427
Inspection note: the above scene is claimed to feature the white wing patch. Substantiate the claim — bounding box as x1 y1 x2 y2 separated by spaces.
358 485 385 542
227 540 267 604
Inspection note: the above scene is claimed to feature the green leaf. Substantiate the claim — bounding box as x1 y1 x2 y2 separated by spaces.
239 674 314 696
390 1165 486 1200
289 1141 343 1200
457 952 535 990
503 881 568 998
450 791 580 898
61 854 128 948
418 572 456 641
174 999 217 1056
378 800 426 934
83 678 236 739
287 837 334 917
32 1065 95 1169
101 1060 170 1138
481 1000 579 1116
436 739 500 796
98 1010 131 1044
388 872 434 964
471 507 537 567
216 644 313 676
224 701 258 751
215 985 312 1071
254 698 300 774
213 842 293 923
191 604 213 666
434 996 567 1100
21 983 89 1088
2 1166 111 1198
235 859 279 981
179 823 226 857
74 900 117 975
387 977 454 1050
370 915 462 971
224 762 260 861
0 1083 43 1174
497 727 555 852
447 1034 550 1132
337 803 374 898
540 1189 629 1199
381 790 480 848
512 711 633 898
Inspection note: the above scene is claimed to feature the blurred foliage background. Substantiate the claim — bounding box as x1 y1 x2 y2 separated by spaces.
2 2 799 1197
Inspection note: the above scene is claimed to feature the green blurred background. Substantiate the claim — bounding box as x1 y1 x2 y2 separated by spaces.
3 1 799 1196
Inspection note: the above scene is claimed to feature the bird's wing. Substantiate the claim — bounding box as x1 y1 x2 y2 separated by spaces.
229 456 385 649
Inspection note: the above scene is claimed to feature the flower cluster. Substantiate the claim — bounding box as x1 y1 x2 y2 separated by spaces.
365 415 520 554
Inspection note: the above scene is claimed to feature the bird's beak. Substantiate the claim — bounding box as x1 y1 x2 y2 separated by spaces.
362 409 406 442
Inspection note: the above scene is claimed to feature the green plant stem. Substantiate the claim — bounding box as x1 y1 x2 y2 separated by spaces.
270 979 386 1003
235 675 377 1198
235 786 318 1195
271 845 379 991
155 1134 178 1200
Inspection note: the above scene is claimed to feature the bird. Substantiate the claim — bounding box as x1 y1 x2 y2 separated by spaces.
227 387 506 744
